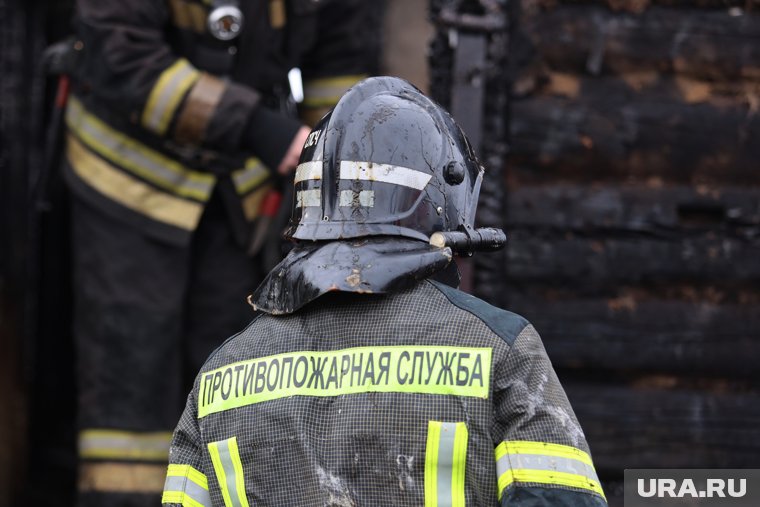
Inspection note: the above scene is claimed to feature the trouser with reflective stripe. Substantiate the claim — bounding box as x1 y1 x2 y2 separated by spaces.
71 189 263 507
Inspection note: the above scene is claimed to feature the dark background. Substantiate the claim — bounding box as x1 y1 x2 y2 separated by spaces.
1 1 759 506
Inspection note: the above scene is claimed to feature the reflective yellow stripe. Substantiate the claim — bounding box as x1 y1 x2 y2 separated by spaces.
241 184 272 221
162 491 206 507
425 421 468 507
79 429 172 461
163 464 211 507
425 422 442 507
232 157 271 221
142 58 201 135
232 158 270 196
495 440 594 466
79 462 167 493
229 439 249 507
495 441 605 499
197 346 492 418
302 74 367 108
67 135 204 231
167 464 209 490
451 424 468 507
208 442 233 507
208 437 250 507
66 97 215 201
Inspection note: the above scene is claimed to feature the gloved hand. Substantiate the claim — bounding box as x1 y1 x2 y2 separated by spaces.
241 105 304 173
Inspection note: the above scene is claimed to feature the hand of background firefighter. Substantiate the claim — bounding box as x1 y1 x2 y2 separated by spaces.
277 126 310 175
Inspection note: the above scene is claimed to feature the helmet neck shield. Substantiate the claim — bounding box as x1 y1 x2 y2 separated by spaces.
249 238 455 315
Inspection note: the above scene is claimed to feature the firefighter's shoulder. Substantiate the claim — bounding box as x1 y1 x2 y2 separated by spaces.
195 313 265 374
424 279 530 347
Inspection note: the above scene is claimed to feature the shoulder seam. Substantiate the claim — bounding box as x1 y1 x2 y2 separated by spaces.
200 312 265 372
426 280 529 346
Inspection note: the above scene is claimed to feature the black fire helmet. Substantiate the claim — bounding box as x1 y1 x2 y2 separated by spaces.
250 77 505 315
285 76 483 242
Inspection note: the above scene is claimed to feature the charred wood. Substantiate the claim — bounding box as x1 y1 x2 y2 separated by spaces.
506 184 760 231
509 89 760 184
564 382 760 470
505 229 760 284
507 293 760 377
519 5 760 80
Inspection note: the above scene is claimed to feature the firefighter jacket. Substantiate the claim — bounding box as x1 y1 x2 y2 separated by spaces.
163 280 608 506
64 0 380 244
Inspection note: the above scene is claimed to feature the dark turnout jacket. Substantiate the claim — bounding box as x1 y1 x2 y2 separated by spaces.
163 280 608 506
65 0 380 244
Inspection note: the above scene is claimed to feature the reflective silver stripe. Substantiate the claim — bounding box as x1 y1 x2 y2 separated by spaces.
232 159 269 194
496 452 509 479
436 422 458 506
339 190 374 207
143 59 200 134
208 438 249 507
66 98 213 199
217 442 240 505
426 421 468 507
296 189 321 207
78 429 171 461
163 475 211 507
294 161 323 184
302 75 365 107
339 160 432 190
496 452 601 485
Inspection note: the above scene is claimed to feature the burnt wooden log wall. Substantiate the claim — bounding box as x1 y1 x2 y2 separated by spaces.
505 1 760 504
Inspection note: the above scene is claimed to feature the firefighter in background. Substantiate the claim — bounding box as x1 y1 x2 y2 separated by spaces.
163 77 608 507
64 0 383 505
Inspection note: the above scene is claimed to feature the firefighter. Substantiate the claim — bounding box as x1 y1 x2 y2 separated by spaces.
162 77 608 507
64 0 383 505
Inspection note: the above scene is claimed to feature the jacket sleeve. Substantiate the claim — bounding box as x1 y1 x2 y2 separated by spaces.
162 388 212 507
297 0 385 126
74 0 300 162
492 324 608 507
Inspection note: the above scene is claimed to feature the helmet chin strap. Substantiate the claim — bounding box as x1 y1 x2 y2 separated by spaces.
429 227 507 256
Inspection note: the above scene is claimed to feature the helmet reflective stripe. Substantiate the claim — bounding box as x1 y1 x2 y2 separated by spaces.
296 189 321 208
294 161 322 184
339 190 375 208
339 161 431 191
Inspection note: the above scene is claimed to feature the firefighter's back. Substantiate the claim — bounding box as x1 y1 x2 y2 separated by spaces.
186 280 523 506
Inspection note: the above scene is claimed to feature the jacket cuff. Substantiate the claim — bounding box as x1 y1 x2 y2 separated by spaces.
203 80 261 151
